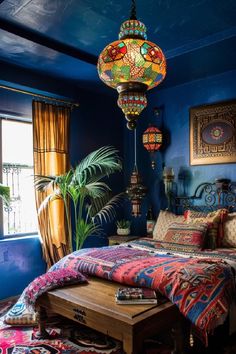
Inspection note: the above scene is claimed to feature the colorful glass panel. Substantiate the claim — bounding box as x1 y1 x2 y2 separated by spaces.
118 92 147 116
142 126 162 152
119 20 147 40
98 38 166 89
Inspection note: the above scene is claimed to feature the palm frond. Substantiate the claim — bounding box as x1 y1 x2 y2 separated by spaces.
76 171 112 186
67 183 82 205
37 188 62 214
0 184 10 206
55 170 74 199
89 191 112 216
74 146 122 186
85 182 111 199
34 175 57 191
92 192 125 224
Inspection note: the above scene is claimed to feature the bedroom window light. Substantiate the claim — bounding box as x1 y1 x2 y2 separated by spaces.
0 118 38 237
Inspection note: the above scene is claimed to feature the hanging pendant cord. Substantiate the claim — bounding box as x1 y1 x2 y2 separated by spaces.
134 128 137 170
130 0 137 20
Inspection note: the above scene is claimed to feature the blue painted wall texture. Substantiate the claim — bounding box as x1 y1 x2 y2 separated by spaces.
0 237 46 300
129 70 236 226
152 70 236 192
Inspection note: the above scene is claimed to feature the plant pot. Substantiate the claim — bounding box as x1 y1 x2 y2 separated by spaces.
117 228 130 236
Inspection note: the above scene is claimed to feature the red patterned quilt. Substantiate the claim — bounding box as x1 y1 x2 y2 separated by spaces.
50 239 236 345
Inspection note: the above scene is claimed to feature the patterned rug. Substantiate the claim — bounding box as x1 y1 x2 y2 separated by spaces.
2 299 236 354
0 299 123 354
0 300 172 354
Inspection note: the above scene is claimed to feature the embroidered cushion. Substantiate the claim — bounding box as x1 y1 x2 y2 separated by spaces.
4 292 37 326
4 268 87 326
184 209 228 248
222 212 236 247
162 222 208 252
153 210 184 241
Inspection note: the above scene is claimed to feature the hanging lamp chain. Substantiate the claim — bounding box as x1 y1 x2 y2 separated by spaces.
130 0 137 20
134 128 137 170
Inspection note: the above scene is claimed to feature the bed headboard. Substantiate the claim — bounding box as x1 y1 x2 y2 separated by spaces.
170 179 236 214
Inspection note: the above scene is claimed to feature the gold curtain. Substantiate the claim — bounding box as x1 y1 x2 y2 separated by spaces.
32 100 71 268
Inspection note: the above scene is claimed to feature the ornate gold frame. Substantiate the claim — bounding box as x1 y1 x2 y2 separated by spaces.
189 100 236 165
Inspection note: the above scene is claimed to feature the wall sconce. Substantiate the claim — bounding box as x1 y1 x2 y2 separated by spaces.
163 167 175 210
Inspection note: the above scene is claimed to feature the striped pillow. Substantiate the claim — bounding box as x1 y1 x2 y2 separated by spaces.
162 222 208 252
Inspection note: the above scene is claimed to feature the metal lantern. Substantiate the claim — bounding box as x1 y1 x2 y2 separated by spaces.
97 1 166 130
126 166 147 216
142 125 162 169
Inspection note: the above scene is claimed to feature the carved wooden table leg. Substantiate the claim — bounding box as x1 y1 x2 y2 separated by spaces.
35 306 50 339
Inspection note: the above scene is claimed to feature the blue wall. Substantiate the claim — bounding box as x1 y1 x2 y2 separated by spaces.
128 70 236 228
69 89 125 247
0 237 46 300
154 70 236 191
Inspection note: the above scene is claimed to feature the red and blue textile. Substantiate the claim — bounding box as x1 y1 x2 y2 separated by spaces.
50 241 236 344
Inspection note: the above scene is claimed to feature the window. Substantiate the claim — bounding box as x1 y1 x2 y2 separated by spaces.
0 118 38 237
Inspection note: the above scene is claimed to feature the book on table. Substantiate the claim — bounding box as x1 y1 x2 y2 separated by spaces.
115 287 158 305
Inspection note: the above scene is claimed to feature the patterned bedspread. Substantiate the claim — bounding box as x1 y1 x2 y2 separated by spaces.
50 239 236 344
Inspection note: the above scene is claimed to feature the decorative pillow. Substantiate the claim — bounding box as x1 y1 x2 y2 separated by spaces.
4 268 87 326
153 210 184 241
184 208 228 248
4 293 37 326
162 222 208 252
222 212 236 247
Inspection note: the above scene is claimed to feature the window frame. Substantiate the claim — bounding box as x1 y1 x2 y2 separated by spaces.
0 116 38 239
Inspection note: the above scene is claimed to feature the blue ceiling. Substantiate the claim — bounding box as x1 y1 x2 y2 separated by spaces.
0 0 235 92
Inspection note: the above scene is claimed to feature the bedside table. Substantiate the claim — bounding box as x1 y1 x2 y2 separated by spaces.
108 235 140 246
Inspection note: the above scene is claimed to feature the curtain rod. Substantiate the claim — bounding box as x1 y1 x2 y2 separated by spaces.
0 84 79 108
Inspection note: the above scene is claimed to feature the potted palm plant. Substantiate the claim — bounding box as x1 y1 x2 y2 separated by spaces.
34 146 124 251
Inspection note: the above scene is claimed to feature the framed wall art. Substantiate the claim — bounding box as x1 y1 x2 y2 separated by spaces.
189 100 236 165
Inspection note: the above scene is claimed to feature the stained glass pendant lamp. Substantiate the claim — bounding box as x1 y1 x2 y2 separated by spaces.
142 125 162 169
97 0 166 130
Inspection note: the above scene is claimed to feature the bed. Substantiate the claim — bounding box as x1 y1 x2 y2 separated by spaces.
4 179 236 354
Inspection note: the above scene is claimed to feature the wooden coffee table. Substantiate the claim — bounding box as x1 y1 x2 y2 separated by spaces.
36 277 185 354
